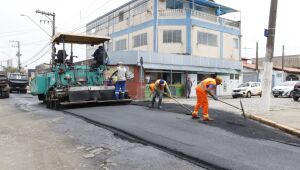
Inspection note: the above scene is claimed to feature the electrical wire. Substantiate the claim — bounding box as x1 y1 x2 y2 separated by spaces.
22 39 49 46
68 0 113 33
24 47 52 67
21 42 50 65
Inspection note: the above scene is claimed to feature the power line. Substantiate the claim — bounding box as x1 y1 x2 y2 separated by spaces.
24 47 51 67
21 42 50 65
68 0 113 33
22 39 49 46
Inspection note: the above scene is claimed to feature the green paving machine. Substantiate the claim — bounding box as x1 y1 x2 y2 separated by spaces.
30 33 131 109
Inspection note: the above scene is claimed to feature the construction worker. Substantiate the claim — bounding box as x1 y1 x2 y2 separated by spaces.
111 62 127 100
192 76 223 121
149 82 155 97
150 79 172 109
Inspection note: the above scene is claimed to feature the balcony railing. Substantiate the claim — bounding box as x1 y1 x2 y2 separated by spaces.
158 9 185 17
158 9 240 29
191 10 219 23
222 18 240 29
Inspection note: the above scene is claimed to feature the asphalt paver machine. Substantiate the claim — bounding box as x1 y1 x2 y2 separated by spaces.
30 33 131 109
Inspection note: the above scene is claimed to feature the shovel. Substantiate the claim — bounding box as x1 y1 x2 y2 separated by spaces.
162 92 193 115
211 97 246 119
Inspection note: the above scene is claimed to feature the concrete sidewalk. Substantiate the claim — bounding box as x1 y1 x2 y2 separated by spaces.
164 96 300 138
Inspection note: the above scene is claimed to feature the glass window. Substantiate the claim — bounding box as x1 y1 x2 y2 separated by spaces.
233 38 239 49
238 83 250 88
133 33 148 48
115 39 127 51
119 11 124 22
163 30 182 43
230 74 234 80
197 32 218 47
166 0 183 9
235 74 239 80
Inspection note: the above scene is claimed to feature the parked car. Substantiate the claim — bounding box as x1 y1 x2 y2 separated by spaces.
232 82 262 98
293 81 300 101
0 73 10 98
272 81 298 98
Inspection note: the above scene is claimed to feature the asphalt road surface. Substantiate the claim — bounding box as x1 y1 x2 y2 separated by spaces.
0 94 202 170
65 102 300 170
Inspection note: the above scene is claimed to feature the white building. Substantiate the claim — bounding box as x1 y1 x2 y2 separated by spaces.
86 0 242 96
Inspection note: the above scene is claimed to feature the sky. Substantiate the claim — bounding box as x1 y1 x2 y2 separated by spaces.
0 0 299 69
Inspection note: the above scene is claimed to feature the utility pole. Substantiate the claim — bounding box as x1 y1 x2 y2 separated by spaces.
256 42 259 81
10 40 21 72
282 45 285 70
281 45 285 82
261 0 278 112
36 10 56 62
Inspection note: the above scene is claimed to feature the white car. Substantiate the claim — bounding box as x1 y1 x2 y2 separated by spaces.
232 82 262 98
272 81 298 98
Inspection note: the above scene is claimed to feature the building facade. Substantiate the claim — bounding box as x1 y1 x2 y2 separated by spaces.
242 58 300 87
86 0 242 97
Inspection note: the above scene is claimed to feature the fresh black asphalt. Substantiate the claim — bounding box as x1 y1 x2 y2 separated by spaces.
65 102 300 170
132 101 300 146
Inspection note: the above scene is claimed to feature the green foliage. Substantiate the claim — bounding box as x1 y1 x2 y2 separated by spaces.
6 67 18 73
5 67 25 73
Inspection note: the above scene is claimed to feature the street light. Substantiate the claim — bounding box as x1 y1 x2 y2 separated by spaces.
20 14 51 37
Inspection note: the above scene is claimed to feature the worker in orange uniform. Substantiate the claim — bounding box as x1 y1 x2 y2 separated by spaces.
192 76 223 121
150 79 172 109
149 83 156 97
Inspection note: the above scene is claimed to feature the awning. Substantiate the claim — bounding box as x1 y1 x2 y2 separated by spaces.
143 63 240 74
189 0 239 15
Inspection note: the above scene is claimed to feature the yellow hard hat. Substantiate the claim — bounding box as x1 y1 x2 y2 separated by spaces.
216 76 223 84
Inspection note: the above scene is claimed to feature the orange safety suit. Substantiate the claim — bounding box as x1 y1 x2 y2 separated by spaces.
149 83 155 95
192 78 216 119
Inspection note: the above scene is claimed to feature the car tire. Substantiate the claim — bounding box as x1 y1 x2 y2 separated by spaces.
289 91 294 98
293 96 299 101
246 92 251 98
273 95 278 98
232 95 237 99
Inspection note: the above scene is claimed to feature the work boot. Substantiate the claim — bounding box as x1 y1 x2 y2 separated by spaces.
191 112 199 119
192 116 200 119
202 117 214 121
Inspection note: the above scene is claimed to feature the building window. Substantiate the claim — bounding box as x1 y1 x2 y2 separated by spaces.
119 11 124 22
133 2 148 16
115 39 127 51
163 30 182 43
133 33 147 48
235 74 239 80
166 0 183 9
230 74 234 80
197 32 218 47
233 38 239 49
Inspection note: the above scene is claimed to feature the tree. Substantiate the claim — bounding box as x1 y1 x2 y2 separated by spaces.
6 67 19 73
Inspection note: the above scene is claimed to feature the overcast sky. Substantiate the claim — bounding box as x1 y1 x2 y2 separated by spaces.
0 0 299 69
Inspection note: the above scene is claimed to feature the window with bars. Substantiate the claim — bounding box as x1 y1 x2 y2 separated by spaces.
115 39 127 51
133 33 148 48
166 0 183 9
133 2 148 16
197 32 218 47
163 30 182 43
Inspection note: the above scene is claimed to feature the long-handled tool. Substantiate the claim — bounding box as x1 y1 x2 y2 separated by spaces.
211 97 246 119
162 92 193 115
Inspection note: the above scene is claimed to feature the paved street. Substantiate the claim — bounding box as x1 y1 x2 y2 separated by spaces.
0 94 202 170
66 98 300 170
164 96 300 131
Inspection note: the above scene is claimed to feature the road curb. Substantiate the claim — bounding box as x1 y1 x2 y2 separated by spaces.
248 114 300 138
